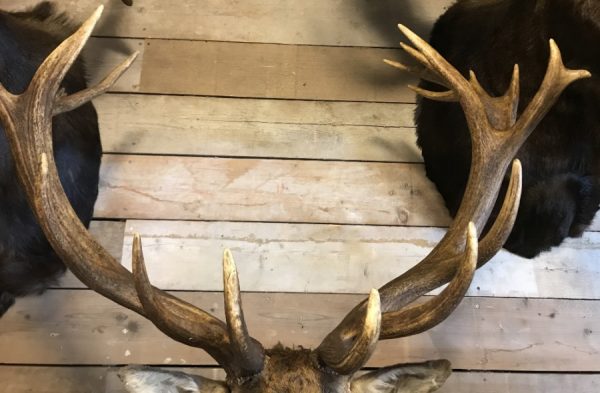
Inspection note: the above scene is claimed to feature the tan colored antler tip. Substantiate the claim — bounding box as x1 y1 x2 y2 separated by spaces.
512 158 522 173
397 23 409 34
466 222 478 258
365 289 382 333
40 153 49 176
383 58 406 70
90 5 105 24
467 222 477 240
132 233 143 259
223 248 237 275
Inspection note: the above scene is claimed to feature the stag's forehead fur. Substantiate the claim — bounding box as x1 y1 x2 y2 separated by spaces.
230 345 350 393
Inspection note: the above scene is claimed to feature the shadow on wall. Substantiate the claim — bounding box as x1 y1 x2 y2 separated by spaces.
348 0 446 46
328 0 454 90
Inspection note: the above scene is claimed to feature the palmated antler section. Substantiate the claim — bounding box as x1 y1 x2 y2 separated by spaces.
316 24 590 371
0 6 264 379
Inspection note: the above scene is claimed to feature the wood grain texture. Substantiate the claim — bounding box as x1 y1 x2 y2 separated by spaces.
95 94 421 162
0 0 453 47
117 220 600 299
94 154 450 225
1 290 598 371
139 39 416 102
0 366 596 393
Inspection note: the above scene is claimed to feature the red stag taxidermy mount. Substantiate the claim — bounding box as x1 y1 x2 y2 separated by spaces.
0 6 589 393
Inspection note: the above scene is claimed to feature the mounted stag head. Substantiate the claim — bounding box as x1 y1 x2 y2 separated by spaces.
0 7 589 393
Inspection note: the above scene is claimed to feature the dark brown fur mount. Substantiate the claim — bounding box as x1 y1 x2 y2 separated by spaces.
416 0 600 257
0 2 101 315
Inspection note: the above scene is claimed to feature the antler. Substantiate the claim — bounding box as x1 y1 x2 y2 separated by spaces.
0 6 264 379
315 24 591 373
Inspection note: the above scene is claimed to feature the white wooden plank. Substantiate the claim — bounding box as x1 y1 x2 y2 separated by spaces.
94 155 450 226
117 220 600 299
95 94 421 162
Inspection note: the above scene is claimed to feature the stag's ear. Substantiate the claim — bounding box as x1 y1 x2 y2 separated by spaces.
349 359 451 393
118 366 229 393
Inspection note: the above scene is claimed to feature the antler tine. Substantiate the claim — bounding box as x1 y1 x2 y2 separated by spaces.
380 223 477 339
514 39 591 138
0 6 265 379
54 51 139 115
383 58 451 90
29 6 104 111
397 24 484 118
223 250 266 374
131 235 235 366
477 159 522 264
317 289 381 375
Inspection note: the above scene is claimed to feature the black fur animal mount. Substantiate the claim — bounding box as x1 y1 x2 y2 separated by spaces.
0 2 101 316
415 0 600 258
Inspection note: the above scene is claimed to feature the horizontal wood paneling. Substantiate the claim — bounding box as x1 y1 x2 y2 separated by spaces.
94 154 450 226
115 220 600 299
95 94 421 162
1 290 598 371
0 0 453 47
139 39 415 102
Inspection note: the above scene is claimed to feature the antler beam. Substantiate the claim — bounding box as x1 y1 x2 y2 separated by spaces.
315 24 590 371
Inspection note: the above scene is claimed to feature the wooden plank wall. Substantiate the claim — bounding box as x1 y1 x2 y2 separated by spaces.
1 0 599 391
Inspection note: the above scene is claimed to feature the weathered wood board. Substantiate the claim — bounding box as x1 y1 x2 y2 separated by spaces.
114 220 600 299
95 94 421 162
94 154 450 226
1 290 598 371
139 40 416 102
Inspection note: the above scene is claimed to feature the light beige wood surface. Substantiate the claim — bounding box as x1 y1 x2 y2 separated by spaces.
138 39 415 102
94 154 450 225
95 94 421 162
113 220 600 299
1 290 598 371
